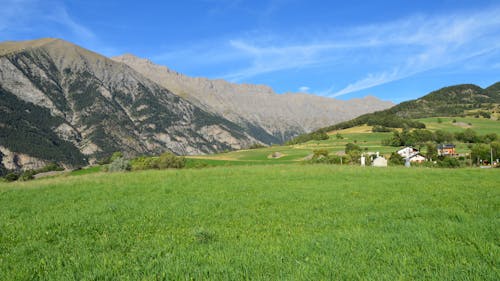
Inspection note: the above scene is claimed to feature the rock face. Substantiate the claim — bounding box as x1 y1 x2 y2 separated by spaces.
0 146 49 171
113 54 394 142
0 38 258 172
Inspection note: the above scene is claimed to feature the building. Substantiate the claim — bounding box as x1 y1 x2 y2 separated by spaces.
397 147 426 163
397 147 419 158
437 144 456 156
372 156 387 167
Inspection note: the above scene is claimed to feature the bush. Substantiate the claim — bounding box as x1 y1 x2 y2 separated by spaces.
345 143 361 153
35 162 64 174
389 152 405 166
372 125 391 132
312 149 329 158
19 170 35 181
157 152 186 169
130 156 159 171
437 157 461 168
4 173 19 182
108 157 131 172
248 143 266 149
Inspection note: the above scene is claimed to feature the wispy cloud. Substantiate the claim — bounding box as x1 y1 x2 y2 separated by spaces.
0 0 95 42
151 5 500 96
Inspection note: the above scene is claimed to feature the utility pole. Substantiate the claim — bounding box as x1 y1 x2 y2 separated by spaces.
491 145 494 167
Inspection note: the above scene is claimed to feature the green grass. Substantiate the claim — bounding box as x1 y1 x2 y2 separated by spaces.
417 117 500 135
69 165 102 176
0 165 498 280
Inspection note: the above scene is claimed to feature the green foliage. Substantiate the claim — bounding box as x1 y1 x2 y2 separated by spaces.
35 163 64 174
388 152 405 166
110 152 124 162
19 170 35 181
470 143 499 164
345 143 361 153
107 157 131 172
158 152 186 169
286 131 329 145
130 156 159 171
4 172 19 182
248 143 267 149
312 149 329 158
436 157 462 168
335 133 344 139
425 142 438 160
372 125 392 132
0 87 86 167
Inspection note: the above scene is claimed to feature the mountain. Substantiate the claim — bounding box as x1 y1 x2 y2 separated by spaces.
313 83 500 134
0 38 264 172
112 54 394 142
0 38 393 173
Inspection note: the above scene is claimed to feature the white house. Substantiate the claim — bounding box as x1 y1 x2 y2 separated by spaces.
397 147 426 163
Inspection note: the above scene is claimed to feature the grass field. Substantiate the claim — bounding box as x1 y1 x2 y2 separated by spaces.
1 165 498 280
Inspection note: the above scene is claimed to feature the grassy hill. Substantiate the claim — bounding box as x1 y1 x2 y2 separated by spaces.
308 83 500 135
1 165 498 280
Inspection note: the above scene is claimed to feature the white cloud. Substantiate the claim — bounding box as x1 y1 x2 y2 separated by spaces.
299 86 310 92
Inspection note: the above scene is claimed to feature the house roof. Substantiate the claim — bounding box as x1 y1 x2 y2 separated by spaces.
438 144 455 149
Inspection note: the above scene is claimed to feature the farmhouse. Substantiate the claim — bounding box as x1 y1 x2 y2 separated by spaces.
397 147 426 163
437 144 456 156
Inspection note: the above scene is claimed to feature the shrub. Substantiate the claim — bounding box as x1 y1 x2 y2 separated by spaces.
157 152 186 169
313 149 329 158
437 157 461 168
372 125 391 132
248 143 266 149
108 157 131 172
19 170 35 181
130 156 159 171
389 152 405 166
345 143 361 153
35 162 64 174
4 173 19 182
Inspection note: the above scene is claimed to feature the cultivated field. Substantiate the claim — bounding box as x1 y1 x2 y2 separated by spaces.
0 165 498 280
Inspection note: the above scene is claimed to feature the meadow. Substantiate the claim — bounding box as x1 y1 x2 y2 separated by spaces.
1 165 498 280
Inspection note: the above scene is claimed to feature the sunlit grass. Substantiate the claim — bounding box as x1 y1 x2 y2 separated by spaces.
0 165 498 280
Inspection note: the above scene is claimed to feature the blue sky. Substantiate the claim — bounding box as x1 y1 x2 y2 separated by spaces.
1 0 499 102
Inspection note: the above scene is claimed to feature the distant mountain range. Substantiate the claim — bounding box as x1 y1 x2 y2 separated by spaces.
0 38 392 172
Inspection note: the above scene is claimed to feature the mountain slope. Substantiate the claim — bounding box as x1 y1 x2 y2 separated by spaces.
0 38 259 172
112 54 394 142
314 83 500 133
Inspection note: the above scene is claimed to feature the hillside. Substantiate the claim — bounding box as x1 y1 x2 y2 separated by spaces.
314 83 500 133
113 54 394 141
0 38 261 171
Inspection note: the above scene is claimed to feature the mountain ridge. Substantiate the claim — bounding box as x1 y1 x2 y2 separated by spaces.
112 54 394 141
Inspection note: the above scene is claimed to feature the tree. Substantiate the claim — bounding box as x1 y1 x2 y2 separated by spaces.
470 144 490 164
389 152 405 166
425 142 438 161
